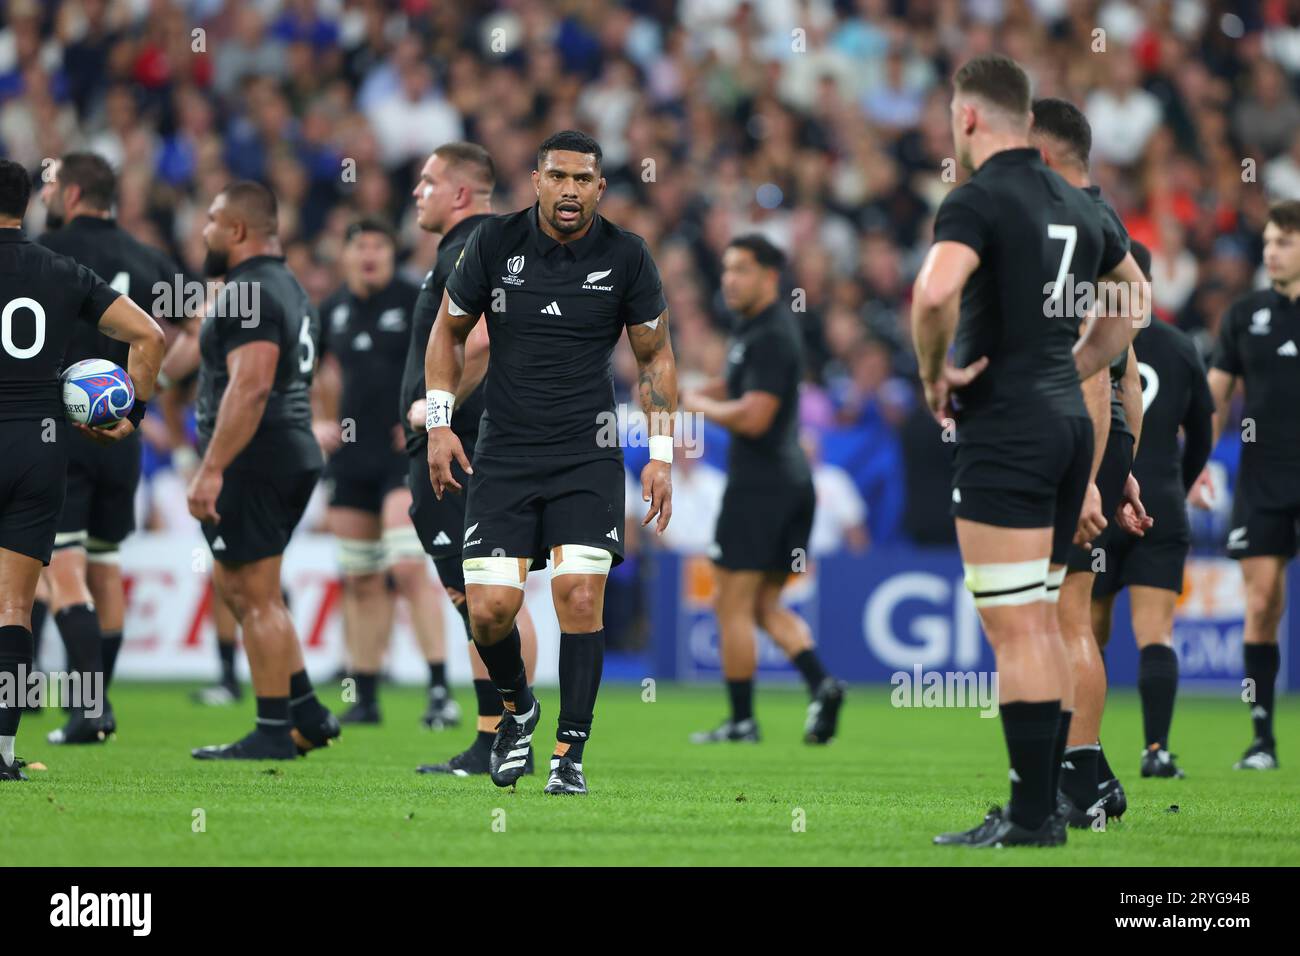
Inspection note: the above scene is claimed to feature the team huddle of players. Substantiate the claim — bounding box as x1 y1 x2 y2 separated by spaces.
0 54 1289 841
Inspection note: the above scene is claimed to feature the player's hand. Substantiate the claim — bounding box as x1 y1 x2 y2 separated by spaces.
921 356 988 424
1187 468 1215 510
427 426 471 500
640 459 672 535
312 419 342 455
187 464 222 524
407 399 427 432
1114 472 1154 537
1074 482 1106 546
73 419 135 445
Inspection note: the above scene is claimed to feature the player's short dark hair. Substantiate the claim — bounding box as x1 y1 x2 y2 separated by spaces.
537 130 602 173
727 233 787 272
435 141 496 190
1130 239 1152 281
953 54 1031 118
220 180 278 236
1031 98 1091 168
57 152 116 211
345 217 396 245
0 158 31 219
1267 199 1300 233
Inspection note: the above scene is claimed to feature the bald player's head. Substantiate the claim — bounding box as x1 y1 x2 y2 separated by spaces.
202 180 279 277
950 54 1032 171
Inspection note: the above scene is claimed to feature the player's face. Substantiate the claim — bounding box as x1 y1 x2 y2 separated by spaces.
1262 221 1300 285
202 194 234 277
413 155 455 233
533 150 604 236
345 231 395 289
720 247 769 313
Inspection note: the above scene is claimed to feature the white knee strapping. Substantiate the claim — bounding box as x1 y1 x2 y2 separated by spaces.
85 539 121 566
337 538 385 575
549 544 613 577
463 555 527 590
963 558 1049 608
381 526 425 567
53 530 87 550
1043 566 1066 605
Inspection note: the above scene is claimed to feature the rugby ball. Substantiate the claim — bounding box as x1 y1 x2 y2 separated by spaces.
61 359 135 427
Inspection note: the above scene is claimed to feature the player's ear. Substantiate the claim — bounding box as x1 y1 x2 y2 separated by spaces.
597 176 606 201
531 169 540 195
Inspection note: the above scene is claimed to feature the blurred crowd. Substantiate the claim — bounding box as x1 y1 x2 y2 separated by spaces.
1 0 1287 552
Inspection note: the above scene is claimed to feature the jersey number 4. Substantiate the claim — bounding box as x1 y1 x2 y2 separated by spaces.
1047 224 1077 303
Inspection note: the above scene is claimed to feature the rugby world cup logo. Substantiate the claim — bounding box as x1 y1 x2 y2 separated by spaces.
84 373 134 424
507 255 525 275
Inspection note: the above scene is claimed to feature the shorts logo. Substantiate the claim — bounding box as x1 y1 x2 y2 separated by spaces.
464 523 479 543
502 255 526 286
606 526 619 542
211 536 226 551
1250 308 1271 334
1228 527 1248 550
582 268 614 291
432 531 451 546
1278 339 1298 357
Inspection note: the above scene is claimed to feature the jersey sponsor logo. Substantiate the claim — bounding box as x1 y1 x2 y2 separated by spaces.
1250 308 1271 334
352 331 373 351
431 531 451 546
582 267 614 291
952 488 961 503
1227 527 1248 550
378 307 406 332
1278 339 1298 357
330 303 349 332
502 254 526 286
541 301 563 315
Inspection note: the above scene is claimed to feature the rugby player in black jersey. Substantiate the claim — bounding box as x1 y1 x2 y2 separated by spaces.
1204 200 1300 771
403 143 539 777
1030 98 1150 825
913 57 1146 846
182 182 339 760
681 234 845 745
314 219 450 727
1092 241 1213 779
426 131 676 795
0 158 164 780
38 153 182 746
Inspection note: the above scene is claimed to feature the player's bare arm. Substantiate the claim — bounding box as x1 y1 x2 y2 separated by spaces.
80 294 166 444
310 351 342 455
627 308 676 534
1074 251 1148 381
1114 346 1153 535
1075 361 1111 545
911 240 988 422
424 289 479 497
186 341 279 522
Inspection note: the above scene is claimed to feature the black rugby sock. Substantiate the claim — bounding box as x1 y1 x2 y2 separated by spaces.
0 625 33 740
1051 708 1072 797
791 649 827 695
727 679 754 724
473 626 534 718
355 672 378 707
1097 744 1116 784
289 669 329 724
1000 700 1060 830
54 604 102 715
255 696 292 738
1244 643 1279 746
30 599 47 666
429 661 447 691
101 629 124 689
556 630 604 763
1138 644 1179 750
1062 744 1101 810
217 636 237 685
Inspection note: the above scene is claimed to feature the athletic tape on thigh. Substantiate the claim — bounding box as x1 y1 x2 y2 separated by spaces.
337 538 385 575
381 526 426 567
549 544 613 577
462 555 527 590
963 558 1049 608
85 537 120 565
52 530 88 551
1043 566 1066 604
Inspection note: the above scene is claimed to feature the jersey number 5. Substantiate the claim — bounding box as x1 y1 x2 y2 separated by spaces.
1047 224 1077 303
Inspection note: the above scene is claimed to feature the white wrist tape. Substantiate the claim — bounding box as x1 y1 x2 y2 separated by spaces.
426 389 455 430
649 434 673 464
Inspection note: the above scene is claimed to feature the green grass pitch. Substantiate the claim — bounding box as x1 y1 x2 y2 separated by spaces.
3 682 1297 866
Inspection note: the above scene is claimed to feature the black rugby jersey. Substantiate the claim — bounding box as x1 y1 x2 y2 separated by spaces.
1132 318 1213 493
724 300 811 490
0 228 119 422
39 215 181 369
444 203 666 458
196 255 323 473
1213 286 1300 467
402 212 491 456
1083 186 1135 441
934 148 1114 437
320 276 418 451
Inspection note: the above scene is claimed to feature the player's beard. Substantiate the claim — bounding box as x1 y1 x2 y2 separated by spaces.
547 200 590 235
203 246 229 278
